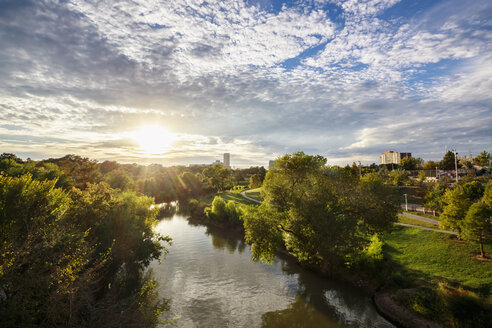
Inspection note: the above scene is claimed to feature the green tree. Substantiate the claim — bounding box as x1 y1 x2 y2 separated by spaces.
440 181 485 237
249 174 262 189
418 170 427 184
202 164 234 191
103 168 134 190
424 183 446 215
389 169 408 186
440 151 459 170
0 174 171 327
463 202 491 258
474 151 491 167
399 157 418 170
243 152 397 267
423 160 439 170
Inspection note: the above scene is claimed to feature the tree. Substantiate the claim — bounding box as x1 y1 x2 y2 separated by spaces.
423 160 439 170
399 157 418 170
424 183 446 215
440 181 485 237
474 151 491 167
440 151 459 170
463 202 491 258
202 164 234 191
249 174 262 189
418 170 427 184
0 173 171 327
389 169 408 186
243 152 398 267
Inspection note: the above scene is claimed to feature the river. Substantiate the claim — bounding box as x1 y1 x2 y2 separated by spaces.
150 213 394 327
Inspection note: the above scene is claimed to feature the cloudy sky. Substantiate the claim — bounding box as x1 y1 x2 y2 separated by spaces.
0 0 491 167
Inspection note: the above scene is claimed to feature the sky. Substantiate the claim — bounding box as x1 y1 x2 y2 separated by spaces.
0 0 491 168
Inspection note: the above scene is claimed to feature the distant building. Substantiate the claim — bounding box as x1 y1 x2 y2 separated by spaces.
380 151 412 165
268 160 276 169
223 153 230 168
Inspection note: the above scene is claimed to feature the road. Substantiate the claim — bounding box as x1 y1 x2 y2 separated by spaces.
396 223 457 235
241 190 261 204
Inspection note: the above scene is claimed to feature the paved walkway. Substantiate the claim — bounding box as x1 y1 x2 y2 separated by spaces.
396 223 458 235
401 212 439 225
241 190 261 204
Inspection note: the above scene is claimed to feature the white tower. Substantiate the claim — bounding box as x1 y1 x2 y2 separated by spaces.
223 153 230 168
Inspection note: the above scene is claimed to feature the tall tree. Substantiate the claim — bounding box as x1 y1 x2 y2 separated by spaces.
474 151 491 167
243 152 398 267
249 174 262 189
440 150 459 170
202 163 234 192
440 181 485 237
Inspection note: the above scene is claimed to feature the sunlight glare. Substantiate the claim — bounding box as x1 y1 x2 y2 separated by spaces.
131 125 175 154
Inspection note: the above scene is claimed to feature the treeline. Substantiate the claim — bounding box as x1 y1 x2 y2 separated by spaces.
0 153 208 202
0 172 171 327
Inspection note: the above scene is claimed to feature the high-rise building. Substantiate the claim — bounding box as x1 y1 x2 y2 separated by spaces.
380 151 412 165
223 153 230 168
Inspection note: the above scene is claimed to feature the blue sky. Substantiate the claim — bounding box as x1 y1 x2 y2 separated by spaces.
0 0 491 167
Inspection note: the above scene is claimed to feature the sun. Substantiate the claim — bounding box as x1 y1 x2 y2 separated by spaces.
131 125 175 154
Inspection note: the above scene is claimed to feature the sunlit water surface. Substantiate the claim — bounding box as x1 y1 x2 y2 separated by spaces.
150 214 394 328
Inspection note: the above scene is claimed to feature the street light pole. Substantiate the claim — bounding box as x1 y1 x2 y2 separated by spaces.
453 149 459 184
404 193 408 211
358 161 362 179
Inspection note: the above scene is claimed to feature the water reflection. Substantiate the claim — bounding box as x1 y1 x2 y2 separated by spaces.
151 214 393 328
205 225 246 254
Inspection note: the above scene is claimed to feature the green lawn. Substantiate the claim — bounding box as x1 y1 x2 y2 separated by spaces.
384 226 492 294
245 187 263 202
197 190 258 206
397 215 438 229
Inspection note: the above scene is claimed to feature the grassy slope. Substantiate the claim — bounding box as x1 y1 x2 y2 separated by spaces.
197 190 259 206
384 226 492 293
397 215 438 229
245 187 263 202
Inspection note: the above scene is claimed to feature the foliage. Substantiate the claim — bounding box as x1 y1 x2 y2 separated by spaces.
249 174 262 189
417 170 427 184
244 152 398 267
424 182 446 214
474 151 491 167
440 181 485 236
205 196 243 226
389 169 408 186
399 157 419 170
0 174 171 327
441 150 459 170
423 160 439 170
202 164 234 192
463 182 492 257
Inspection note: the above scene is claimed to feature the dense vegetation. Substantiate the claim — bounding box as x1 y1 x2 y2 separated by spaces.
0 173 170 327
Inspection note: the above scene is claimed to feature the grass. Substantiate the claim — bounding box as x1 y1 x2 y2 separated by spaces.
245 187 263 202
384 226 492 294
398 215 438 229
196 190 259 206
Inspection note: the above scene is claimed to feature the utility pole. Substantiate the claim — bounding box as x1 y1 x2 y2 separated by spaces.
358 161 362 179
453 149 459 184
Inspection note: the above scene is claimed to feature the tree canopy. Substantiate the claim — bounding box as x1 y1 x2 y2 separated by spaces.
243 152 398 267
